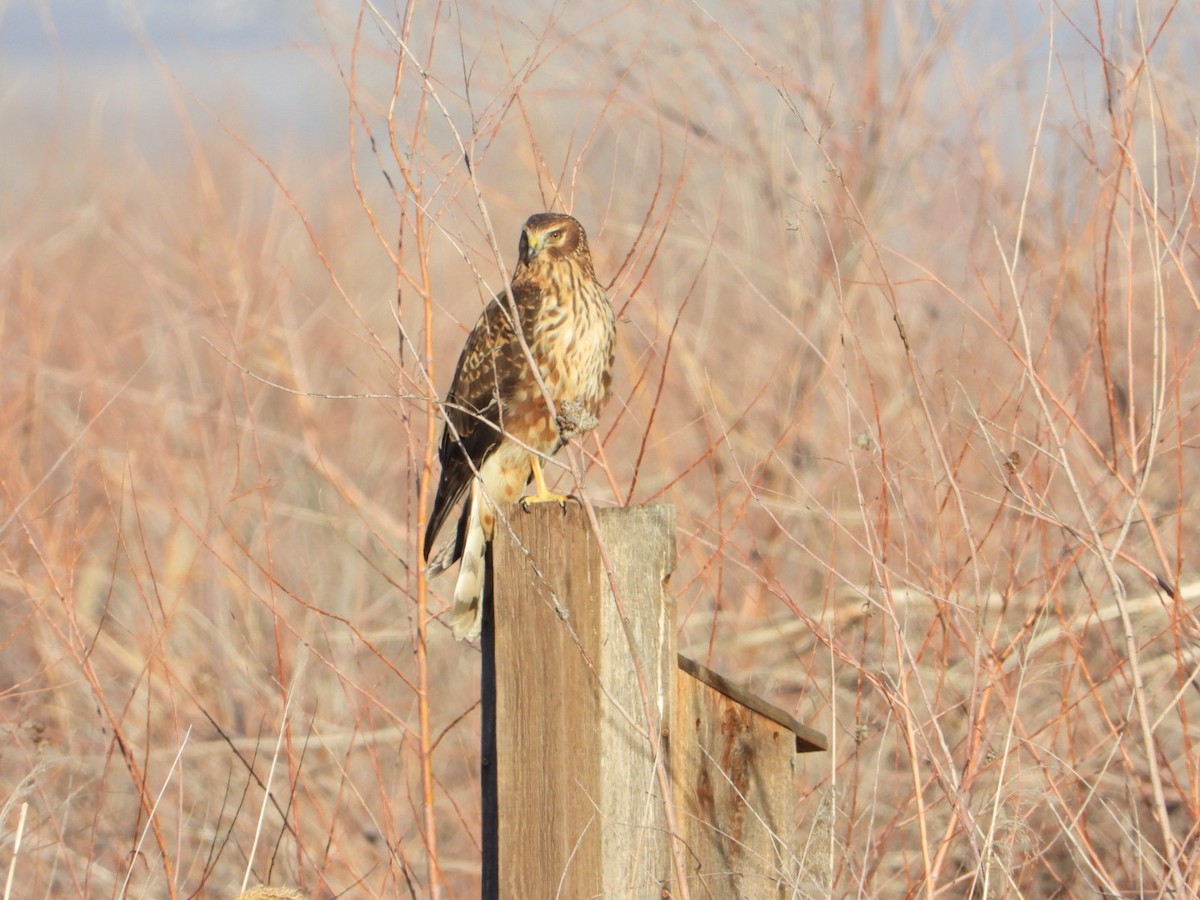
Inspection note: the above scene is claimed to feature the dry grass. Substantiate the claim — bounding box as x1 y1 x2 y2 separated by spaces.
2 0 1199 897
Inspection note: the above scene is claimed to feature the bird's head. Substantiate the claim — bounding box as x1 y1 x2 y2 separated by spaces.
518 213 591 269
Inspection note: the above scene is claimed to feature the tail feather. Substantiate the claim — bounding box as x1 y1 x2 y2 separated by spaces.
426 499 469 577
424 474 469 561
448 483 488 641
426 536 458 578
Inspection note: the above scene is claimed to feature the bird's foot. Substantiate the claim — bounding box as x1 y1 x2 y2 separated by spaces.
520 490 578 512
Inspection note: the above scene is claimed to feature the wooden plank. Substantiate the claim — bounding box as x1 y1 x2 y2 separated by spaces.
674 668 805 898
677 655 827 753
595 504 677 896
491 502 677 897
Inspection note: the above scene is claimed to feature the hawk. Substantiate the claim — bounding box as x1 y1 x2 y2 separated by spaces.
424 213 616 640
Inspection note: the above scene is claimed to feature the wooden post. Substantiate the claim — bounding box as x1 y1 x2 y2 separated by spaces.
489 503 677 897
674 655 827 897
482 502 829 897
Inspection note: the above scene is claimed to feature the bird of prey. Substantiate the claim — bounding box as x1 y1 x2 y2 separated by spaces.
424 213 616 640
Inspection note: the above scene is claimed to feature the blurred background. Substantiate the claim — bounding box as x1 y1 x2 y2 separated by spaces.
2 0 1198 896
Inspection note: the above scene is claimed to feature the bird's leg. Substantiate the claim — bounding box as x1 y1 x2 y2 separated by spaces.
520 455 574 511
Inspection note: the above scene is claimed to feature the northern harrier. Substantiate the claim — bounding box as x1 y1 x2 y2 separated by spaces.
424 213 616 640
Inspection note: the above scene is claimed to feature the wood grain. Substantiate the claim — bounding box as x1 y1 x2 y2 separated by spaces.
491 502 676 898
674 668 802 898
485 502 828 897
677 655 827 754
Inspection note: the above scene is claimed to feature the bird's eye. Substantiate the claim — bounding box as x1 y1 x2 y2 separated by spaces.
549 229 563 241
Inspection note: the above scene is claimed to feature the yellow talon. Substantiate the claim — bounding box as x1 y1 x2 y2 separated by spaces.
520 456 573 510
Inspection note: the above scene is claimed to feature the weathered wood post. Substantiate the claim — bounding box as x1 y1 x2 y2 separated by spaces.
483 502 827 897
489 502 677 897
674 655 827 896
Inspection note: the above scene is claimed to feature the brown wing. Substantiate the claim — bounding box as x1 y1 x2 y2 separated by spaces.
423 287 533 561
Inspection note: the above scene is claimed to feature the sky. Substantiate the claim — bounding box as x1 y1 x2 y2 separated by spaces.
1 0 313 57
0 0 341 164
2 0 1193 191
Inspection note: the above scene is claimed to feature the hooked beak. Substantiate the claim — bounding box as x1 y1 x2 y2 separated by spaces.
523 233 542 264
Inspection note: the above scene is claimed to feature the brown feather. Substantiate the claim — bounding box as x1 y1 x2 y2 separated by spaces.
424 213 616 639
